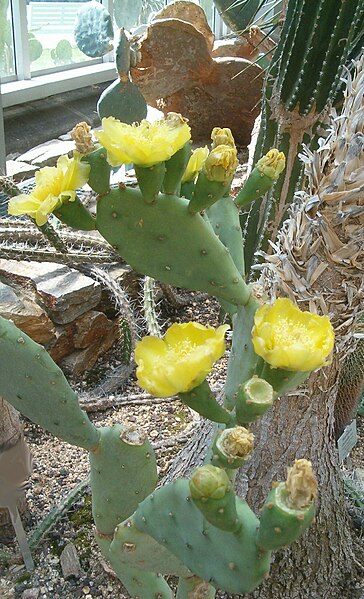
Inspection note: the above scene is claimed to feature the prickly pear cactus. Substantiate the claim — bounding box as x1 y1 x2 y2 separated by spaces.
3 103 340 597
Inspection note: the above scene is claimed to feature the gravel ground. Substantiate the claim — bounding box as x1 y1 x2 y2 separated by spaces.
0 291 363 599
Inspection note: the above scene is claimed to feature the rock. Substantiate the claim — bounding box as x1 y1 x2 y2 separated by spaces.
132 18 214 99
73 310 118 349
17 139 75 168
0 260 101 324
60 324 119 375
160 57 263 145
47 324 75 362
5 160 38 182
132 16 263 145
153 1 215 52
22 589 40 599
0 281 56 343
60 542 82 579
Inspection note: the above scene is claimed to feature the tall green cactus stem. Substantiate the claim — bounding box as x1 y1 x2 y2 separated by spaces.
96 187 250 305
133 479 272 594
0 316 99 450
89 424 157 535
242 0 364 275
179 381 233 425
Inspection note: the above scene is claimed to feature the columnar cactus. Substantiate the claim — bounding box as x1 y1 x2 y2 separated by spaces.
2 103 339 597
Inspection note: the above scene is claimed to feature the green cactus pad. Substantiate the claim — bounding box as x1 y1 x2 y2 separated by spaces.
97 79 147 124
81 146 111 195
163 142 191 196
135 163 166 204
256 482 315 551
235 168 275 208
115 28 131 75
235 377 274 424
190 465 241 532
74 1 113 58
96 187 250 305
206 197 244 276
110 516 192 576
177 575 216 599
179 380 233 425
189 171 231 215
96 535 174 599
54 196 96 231
89 424 157 535
133 479 271 594
0 316 99 450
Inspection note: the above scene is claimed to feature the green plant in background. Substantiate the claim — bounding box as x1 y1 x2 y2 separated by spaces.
28 32 43 64
1 108 337 596
51 39 73 65
73 0 158 125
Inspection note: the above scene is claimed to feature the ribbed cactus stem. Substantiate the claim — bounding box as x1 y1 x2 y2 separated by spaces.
143 276 162 338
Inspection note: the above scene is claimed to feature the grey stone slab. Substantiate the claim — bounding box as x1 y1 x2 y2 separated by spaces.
17 139 75 168
0 260 101 324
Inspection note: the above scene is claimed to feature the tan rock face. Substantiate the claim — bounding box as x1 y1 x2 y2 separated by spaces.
159 57 263 145
0 282 55 344
153 1 215 52
131 13 263 145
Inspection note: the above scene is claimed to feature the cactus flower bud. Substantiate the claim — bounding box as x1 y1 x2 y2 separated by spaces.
211 127 236 149
252 298 334 372
204 144 238 184
181 146 209 183
71 121 95 155
256 149 286 180
95 113 191 168
8 153 90 226
190 465 230 500
285 459 317 509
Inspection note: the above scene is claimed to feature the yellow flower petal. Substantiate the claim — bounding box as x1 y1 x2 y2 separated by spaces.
181 146 209 183
7 154 90 224
134 322 229 397
95 113 191 168
251 298 335 372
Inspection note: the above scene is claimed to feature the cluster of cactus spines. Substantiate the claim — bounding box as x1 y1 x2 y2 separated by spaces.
242 0 364 274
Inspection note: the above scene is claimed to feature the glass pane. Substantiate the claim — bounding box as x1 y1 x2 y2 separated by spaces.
0 0 16 79
27 0 95 73
114 0 165 31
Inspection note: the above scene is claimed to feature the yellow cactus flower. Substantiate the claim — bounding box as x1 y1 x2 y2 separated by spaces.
204 144 238 184
256 149 286 180
181 146 209 183
211 127 236 149
135 322 229 398
95 113 191 168
8 153 90 226
251 298 334 372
